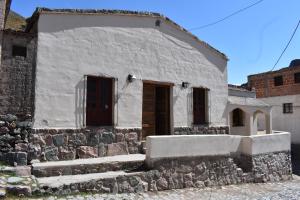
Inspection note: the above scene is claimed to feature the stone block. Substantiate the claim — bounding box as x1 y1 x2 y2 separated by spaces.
0 126 9 135
27 144 41 161
6 152 27 166
125 132 138 142
100 132 115 144
77 146 98 159
59 147 76 160
69 133 87 146
98 143 107 157
116 133 125 142
15 143 28 152
107 142 129 156
52 134 67 146
32 134 46 146
44 134 53 146
0 121 5 127
44 146 59 161
6 185 31 197
87 132 99 146
0 114 17 123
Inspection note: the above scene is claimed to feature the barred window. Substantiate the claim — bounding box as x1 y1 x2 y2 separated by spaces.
283 103 293 114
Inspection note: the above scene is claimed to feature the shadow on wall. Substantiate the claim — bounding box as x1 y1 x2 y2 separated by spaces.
75 77 85 128
39 14 227 74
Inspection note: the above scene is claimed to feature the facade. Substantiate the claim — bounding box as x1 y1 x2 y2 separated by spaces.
248 59 300 144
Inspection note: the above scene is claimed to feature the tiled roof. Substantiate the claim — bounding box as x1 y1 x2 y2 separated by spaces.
26 8 228 60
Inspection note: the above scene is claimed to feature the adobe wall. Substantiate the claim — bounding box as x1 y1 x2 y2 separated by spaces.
34 13 228 129
0 31 37 116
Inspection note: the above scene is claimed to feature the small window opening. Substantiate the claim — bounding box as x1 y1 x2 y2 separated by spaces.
283 103 293 114
232 108 244 127
294 72 300 83
12 45 27 58
274 76 283 86
155 20 161 27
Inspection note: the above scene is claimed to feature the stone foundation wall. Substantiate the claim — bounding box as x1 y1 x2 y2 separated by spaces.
0 115 143 165
174 126 229 135
37 151 292 195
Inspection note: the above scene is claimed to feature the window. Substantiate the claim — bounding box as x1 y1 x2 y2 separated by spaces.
295 72 300 83
232 108 244 127
283 103 293 114
274 76 283 86
12 45 27 58
193 88 207 125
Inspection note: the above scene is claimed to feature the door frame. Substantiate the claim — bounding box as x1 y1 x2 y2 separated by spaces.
84 75 115 127
142 80 173 139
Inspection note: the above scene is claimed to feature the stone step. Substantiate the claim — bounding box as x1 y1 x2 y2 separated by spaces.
36 171 147 195
32 154 145 177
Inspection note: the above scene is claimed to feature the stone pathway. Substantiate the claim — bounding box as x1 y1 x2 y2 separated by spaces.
29 176 300 200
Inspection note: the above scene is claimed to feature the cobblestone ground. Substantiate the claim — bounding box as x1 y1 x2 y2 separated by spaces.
30 176 300 200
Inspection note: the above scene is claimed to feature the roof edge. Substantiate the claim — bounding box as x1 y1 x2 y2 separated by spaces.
26 7 228 61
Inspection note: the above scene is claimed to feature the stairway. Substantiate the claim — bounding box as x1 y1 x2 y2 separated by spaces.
32 154 147 195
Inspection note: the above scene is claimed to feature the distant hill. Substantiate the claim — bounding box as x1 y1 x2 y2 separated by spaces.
5 10 26 31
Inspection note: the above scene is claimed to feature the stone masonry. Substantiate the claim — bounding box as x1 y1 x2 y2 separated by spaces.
174 126 229 135
0 30 37 116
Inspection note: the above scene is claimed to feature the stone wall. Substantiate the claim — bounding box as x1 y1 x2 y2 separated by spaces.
37 151 292 195
0 115 143 165
174 126 229 135
0 30 37 116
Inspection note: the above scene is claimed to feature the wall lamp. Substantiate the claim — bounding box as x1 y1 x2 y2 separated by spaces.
182 82 190 89
127 74 137 83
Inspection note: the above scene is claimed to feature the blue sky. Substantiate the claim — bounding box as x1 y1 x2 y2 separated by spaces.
11 0 300 84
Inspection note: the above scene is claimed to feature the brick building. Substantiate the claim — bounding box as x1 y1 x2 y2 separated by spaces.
248 59 300 144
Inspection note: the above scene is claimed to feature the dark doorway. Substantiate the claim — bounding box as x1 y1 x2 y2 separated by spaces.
142 83 170 139
86 76 113 126
193 88 207 125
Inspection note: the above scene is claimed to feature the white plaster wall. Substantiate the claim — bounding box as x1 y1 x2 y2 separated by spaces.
259 95 300 144
34 13 228 129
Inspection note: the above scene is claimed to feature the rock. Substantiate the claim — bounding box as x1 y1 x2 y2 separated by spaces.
100 132 115 144
15 143 28 152
44 146 59 161
15 166 31 176
0 127 9 135
44 134 53 146
27 144 41 161
87 132 99 146
107 142 128 156
115 133 125 142
149 180 158 192
0 114 17 123
195 181 205 188
52 134 66 146
32 134 46 146
59 147 76 160
156 177 168 190
7 177 24 185
69 133 87 146
7 185 32 197
0 121 5 127
77 146 98 158
125 132 138 142
0 188 6 198
16 121 32 129
98 143 107 157
6 152 27 166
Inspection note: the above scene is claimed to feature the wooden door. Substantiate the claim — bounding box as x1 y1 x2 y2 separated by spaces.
193 88 206 125
155 86 170 135
86 76 113 126
142 84 156 139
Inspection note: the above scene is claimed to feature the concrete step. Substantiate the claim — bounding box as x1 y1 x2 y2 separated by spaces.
36 171 146 195
32 154 145 177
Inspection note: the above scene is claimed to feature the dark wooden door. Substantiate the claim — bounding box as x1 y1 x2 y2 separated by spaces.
86 76 113 126
155 86 170 135
193 88 206 125
142 84 156 139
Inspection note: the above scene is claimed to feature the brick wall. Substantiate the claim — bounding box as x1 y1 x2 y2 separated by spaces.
0 30 37 115
248 65 300 98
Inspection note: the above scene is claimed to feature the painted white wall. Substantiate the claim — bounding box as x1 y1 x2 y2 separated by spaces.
34 13 228 129
146 132 291 165
259 94 300 144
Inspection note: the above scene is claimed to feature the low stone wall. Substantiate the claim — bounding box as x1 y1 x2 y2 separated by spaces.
174 126 229 135
37 151 292 196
